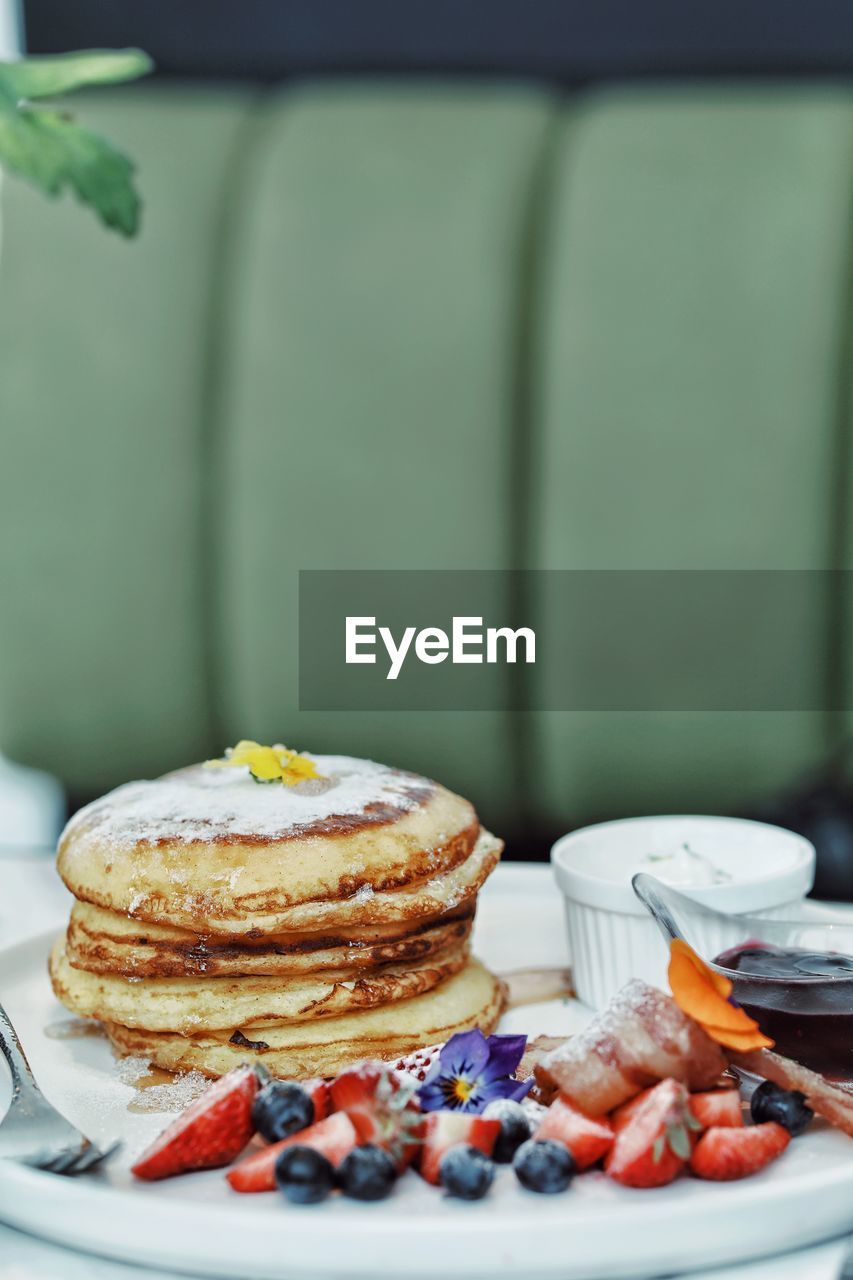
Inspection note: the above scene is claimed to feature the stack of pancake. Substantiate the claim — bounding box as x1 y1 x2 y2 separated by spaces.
50 753 505 1078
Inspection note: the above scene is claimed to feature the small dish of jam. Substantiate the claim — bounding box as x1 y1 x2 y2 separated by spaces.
714 939 853 1079
632 871 853 1082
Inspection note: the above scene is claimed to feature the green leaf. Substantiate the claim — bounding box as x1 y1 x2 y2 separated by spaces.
666 1122 692 1162
0 49 151 235
0 49 152 100
0 105 142 236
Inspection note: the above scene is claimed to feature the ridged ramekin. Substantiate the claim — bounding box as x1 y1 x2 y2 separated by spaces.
551 815 815 1010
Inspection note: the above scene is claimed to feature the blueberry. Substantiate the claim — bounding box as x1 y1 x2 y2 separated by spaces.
274 1145 335 1204
483 1099 531 1163
750 1080 814 1136
337 1144 397 1201
439 1145 495 1200
513 1139 575 1194
252 1081 314 1142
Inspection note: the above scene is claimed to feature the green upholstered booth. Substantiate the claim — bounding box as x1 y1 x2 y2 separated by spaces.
1 81 851 845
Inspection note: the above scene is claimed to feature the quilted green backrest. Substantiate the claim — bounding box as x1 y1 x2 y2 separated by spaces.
529 87 853 828
213 86 553 834
0 88 254 790
1 81 852 835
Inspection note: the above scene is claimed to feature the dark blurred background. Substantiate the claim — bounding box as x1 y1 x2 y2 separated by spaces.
22 0 853 82
4 1 853 894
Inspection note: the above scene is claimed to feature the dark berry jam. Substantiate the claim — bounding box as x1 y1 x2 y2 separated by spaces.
714 941 853 1079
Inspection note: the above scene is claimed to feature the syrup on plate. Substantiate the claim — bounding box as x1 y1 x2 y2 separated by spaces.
44 1018 106 1040
715 941 853 1080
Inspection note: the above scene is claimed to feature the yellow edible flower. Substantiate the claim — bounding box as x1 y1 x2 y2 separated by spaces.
205 740 320 786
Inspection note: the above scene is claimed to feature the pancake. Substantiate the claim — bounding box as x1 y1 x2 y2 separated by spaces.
50 935 468 1033
66 900 475 979
52 751 505 1078
105 958 505 1079
61 818 500 938
57 757 493 935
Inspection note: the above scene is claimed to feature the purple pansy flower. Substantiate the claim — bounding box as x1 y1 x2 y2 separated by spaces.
417 1029 530 1113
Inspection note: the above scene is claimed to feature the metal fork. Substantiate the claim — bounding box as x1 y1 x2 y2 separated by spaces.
0 999 120 1174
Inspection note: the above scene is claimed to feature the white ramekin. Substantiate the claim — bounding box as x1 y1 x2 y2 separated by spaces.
551 815 816 1010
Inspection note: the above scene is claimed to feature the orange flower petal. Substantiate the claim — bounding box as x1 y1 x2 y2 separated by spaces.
670 938 732 997
699 1024 775 1052
668 939 771 1041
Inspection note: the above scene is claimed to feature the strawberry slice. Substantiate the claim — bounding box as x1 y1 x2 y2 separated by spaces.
304 1077 330 1122
330 1063 386 1141
534 1095 614 1170
605 1078 697 1189
689 1090 743 1131
132 1065 258 1181
610 1086 656 1133
690 1121 790 1181
226 1111 358 1193
418 1111 500 1186
330 1062 422 1167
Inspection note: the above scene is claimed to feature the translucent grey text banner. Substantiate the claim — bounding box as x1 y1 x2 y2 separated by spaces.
298 570 846 711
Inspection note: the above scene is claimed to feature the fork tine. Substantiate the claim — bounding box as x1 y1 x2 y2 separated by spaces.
97 1138 122 1167
67 1146 102 1175
21 1137 122 1176
61 1145 97 1175
51 1146 89 1172
70 1140 122 1175
40 1146 87 1175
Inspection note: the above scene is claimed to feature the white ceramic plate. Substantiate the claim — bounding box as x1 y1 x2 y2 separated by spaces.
2 865 853 1280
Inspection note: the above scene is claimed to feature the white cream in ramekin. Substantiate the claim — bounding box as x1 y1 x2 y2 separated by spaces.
551 815 815 1010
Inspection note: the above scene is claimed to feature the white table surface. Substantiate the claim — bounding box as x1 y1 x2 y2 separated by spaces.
0 851 849 1280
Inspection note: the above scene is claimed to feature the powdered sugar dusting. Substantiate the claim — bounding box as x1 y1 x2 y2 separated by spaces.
62 755 431 850
117 1055 209 1112
541 979 662 1068
521 1096 549 1125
